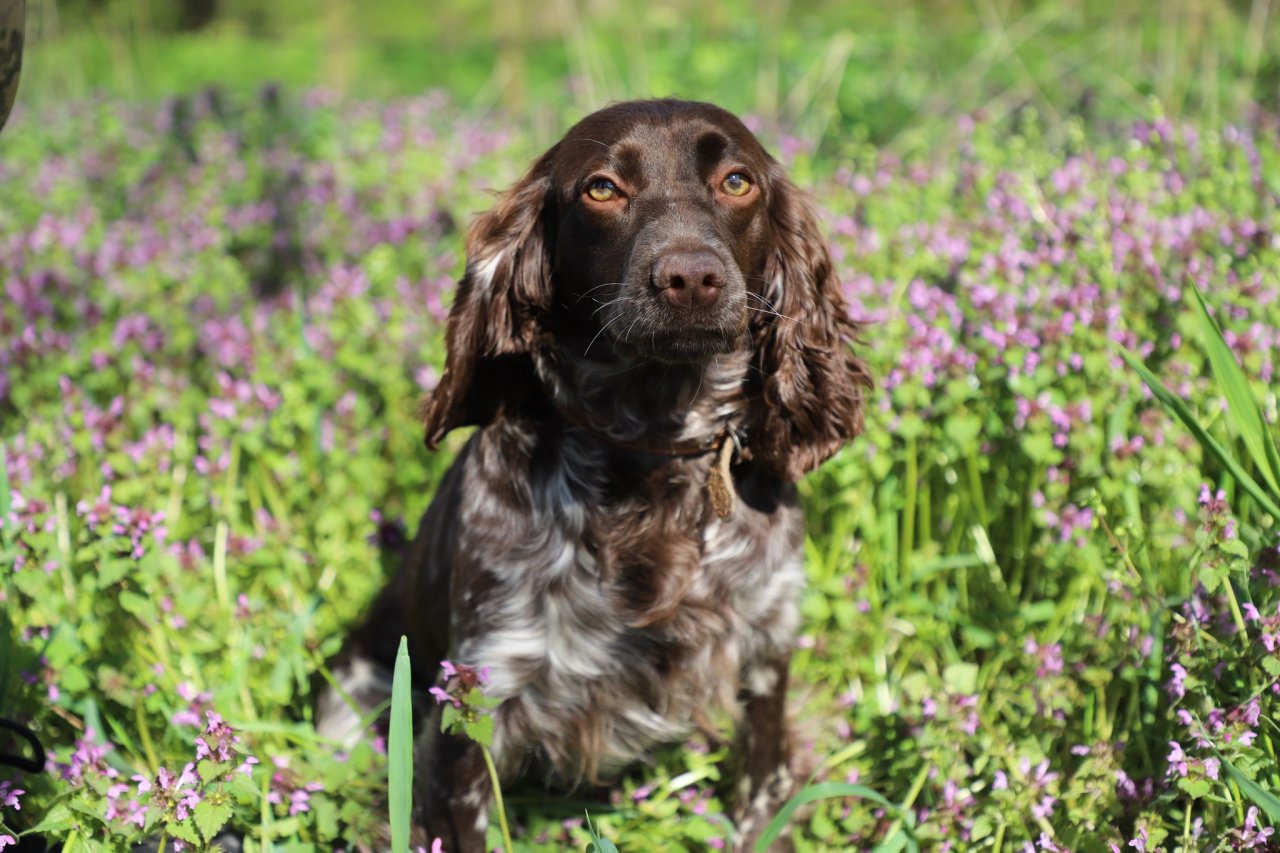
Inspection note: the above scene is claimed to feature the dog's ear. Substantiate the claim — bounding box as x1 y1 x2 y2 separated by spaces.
747 167 872 481
422 150 557 448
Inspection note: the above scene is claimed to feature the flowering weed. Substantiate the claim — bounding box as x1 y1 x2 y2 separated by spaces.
1 92 1280 849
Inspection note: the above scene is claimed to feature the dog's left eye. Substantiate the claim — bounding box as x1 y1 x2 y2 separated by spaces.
586 179 620 202
721 172 752 197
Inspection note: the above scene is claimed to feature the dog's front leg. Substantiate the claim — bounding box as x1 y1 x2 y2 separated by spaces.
733 652 797 853
416 716 492 853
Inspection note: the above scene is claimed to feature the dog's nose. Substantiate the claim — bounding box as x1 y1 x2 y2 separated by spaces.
653 250 726 309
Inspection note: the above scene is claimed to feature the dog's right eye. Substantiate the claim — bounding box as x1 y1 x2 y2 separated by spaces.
585 179 620 202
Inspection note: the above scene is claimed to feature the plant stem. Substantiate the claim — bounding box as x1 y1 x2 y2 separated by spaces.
902 435 917 588
134 693 160 774
1222 580 1251 655
879 761 930 845
481 743 514 853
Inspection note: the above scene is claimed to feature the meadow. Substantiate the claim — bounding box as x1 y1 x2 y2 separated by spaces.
4 2 1280 851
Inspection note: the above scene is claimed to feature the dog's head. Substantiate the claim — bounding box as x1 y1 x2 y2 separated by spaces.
423 99 871 480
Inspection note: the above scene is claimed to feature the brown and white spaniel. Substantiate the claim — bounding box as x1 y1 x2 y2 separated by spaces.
318 98 871 852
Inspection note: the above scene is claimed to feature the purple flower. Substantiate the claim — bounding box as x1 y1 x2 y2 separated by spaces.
0 781 22 810
266 756 324 817
429 685 461 708
433 660 491 708
195 710 253 769
1167 663 1187 699
1237 806 1276 847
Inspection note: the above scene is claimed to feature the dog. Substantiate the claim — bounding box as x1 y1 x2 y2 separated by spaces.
317 98 871 851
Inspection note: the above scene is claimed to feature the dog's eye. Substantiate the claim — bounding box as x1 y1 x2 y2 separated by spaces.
586 179 620 202
721 172 752 197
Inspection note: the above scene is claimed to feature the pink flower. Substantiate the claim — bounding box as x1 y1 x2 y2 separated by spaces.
429 685 461 708
0 782 23 810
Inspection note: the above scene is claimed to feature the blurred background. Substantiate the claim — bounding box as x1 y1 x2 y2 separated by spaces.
15 0 1280 153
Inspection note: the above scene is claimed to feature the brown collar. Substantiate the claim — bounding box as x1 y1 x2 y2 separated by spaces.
546 396 746 520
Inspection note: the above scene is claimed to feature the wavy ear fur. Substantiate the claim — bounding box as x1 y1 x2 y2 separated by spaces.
422 152 556 448
748 169 872 481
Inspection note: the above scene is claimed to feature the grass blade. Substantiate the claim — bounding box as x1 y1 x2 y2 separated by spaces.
1188 278 1280 497
872 828 919 853
0 440 11 542
1223 754 1280 825
389 636 413 853
754 781 910 852
585 811 620 853
1119 347 1280 520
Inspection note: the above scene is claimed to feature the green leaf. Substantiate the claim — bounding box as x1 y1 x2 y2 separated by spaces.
26 802 76 835
585 811 621 853
754 781 911 852
1223 754 1280 825
97 557 133 588
1177 777 1211 799
312 795 340 840
872 828 918 853
944 414 983 449
441 703 461 734
466 710 495 748
167 820 200 843
194 800 234 841
118 589 151 616
1188 279 1280 498
1119 347 1280 519
943 662 979 695
1199 560 1226 592
1021 431 1059 464
1219 537 1250 559
197 759 230 781
389 635 414 853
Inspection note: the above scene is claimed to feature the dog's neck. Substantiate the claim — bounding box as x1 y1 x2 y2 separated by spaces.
532 343 752 451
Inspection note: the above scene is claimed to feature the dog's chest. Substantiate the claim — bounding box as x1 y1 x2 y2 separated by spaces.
455 443 805 777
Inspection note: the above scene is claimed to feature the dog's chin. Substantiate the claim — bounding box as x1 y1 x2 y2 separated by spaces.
612 321 749 364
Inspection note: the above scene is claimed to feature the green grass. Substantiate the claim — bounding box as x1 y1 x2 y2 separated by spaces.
16 0 1280 150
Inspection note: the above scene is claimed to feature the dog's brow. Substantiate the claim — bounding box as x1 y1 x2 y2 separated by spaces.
695 130 730 174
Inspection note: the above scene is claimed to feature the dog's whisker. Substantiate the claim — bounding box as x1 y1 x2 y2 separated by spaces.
575 282 624 303
590 295 631 319
584 311 627 357
622 314 643 344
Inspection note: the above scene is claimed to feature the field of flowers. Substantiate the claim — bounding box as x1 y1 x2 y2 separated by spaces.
1 89 1279 851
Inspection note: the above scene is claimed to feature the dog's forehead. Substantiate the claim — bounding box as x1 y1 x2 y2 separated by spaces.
552 101 768 185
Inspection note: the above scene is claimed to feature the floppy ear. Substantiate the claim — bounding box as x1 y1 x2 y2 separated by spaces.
422 150 557 448
747 168 872 481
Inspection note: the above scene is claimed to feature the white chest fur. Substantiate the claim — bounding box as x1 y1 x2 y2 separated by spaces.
453 431 805 781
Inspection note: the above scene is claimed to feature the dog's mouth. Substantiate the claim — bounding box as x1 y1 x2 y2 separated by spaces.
614 320 749 362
